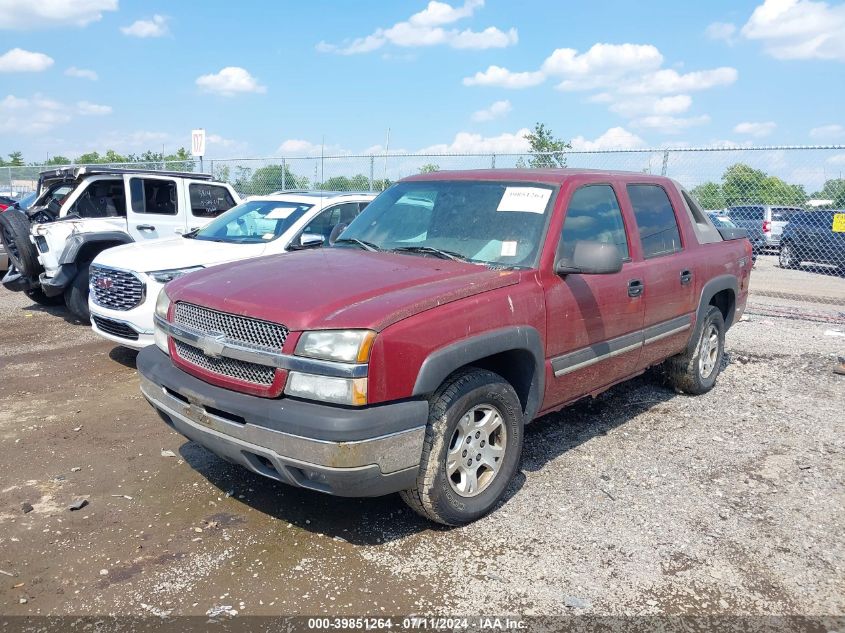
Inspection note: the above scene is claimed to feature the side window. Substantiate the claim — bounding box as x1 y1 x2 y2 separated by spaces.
627 184 682 258
189 184 236 218
69 179 126 218
129 178 177 215
559 184 629 261
302 203 359 240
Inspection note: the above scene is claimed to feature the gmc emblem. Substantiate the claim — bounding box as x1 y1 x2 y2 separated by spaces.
95 277 113 290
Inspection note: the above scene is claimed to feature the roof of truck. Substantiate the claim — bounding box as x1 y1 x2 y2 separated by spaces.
38 166 215 181
402 168 666 184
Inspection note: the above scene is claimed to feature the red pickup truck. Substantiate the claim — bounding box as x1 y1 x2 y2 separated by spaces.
138 169 752 525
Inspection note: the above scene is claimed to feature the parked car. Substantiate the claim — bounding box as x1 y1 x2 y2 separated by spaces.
0 195 15 211
726 204 802 250
137 169 752 525
779 210 845 272
0 167 239 320
707 211 762 262
89 191 374 349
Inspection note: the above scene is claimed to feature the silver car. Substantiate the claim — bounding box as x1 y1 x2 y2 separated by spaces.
727 205 802 249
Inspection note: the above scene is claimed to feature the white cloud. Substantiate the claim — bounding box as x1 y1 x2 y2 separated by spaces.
0 94 71 134
317 0 517 54
706 21 737 42
471 99 512 122
0 0 117 29
810 123 845 140
276 139 350 156
617 67 738 94
195 67 266 96
608 94 692 117
65 66 97 80
77 100 111 116
543 43 663 91
632 115 711 134
741 0 845 61
827 153 845 165
121 15 169 38
418 128 531 154
462 65 545 88
0 48 54 72
570 127 646 151
733 121 777 137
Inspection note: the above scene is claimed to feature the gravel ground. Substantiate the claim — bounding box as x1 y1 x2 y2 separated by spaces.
0 284 843 620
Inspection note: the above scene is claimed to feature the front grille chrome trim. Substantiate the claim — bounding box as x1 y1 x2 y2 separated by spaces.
89 264 146 311
156 314 368 379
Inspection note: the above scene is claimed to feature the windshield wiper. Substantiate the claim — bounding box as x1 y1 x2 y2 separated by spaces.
390 245 469 262
182 228 200 239
333 237 381 252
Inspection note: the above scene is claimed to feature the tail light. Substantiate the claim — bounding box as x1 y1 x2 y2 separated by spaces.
762 220 771 233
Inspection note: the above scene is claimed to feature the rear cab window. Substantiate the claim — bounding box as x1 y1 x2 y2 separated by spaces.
627 184 683 258
189 183 236 219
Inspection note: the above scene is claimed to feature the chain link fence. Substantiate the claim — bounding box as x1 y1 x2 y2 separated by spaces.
4 146 844 321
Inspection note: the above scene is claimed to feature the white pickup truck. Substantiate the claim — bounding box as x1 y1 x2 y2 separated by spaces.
88 191 375 349
0 167 239 321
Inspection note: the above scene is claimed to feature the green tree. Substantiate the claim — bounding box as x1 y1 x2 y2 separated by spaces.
44 155 72 166
720 163 806 206
812 178 845 207
689 182 725 210
523 123 571 168
7 151 24 166
246 164 309 195
419 163 439 174
320 174 372 191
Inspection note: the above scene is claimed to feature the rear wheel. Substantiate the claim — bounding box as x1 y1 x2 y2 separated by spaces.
400 368 523 526
63 262 90 323
779 242 800 269
664 306 725 395
0 209 41 278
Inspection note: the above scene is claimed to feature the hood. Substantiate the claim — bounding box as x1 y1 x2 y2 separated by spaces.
166 247 521 332
93 236 267 273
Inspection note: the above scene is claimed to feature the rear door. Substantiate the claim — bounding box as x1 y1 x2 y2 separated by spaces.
124 175 186 241
543 181 646 407
625 183 697 370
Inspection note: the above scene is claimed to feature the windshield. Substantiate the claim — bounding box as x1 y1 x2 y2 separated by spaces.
336 180 556 267
192 199 313 244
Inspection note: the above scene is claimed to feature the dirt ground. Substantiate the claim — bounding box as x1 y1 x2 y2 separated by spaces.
0 282 843 620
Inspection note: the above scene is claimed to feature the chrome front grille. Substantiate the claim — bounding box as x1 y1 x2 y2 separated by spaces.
173 302 288 350
89 265 145 311
174 340 276 386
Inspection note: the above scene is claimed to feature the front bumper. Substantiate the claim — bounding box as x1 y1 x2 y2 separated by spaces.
137 346 428 497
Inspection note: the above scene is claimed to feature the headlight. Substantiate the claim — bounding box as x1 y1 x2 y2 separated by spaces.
154 289 171 354
284 372 367 406
148 266 203 284
295 330 375 363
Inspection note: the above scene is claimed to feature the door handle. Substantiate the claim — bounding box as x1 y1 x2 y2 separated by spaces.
136 224 156 232
627 279 644 298
680 269 693 285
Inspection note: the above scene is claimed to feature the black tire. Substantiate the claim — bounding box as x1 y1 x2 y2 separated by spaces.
63 262 90 323
0 209 41 278
24 287 63 306
779 242 800 269
400 368 523 526
663 306 725 395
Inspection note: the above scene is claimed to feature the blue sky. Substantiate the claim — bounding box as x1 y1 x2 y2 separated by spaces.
1 0 844 163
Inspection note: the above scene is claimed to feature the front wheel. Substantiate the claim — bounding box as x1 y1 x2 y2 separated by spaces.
779 242 800 269
63 262 90 323
663 306 726 395
24 287 63 307
400 368 524 526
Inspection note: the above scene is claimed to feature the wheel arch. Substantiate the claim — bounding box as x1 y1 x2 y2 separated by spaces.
687 274 737 354
58 231 133 266
412 326 544 422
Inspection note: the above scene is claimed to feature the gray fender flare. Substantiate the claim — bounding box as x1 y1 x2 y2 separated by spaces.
412 326 545 422
687 274 738 353
58 231 134 266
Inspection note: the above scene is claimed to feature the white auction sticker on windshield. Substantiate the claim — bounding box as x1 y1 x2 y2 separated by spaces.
497 187 552 214
262 233 275 240
501 241 517 257
266 206 296 219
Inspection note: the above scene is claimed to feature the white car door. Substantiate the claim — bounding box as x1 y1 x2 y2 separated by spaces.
124 174 188 241
185 180 239 232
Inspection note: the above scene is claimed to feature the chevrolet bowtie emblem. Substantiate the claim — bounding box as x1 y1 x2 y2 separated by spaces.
199 331 227 358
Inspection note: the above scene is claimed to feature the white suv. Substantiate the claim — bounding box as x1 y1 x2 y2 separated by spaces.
88 191 375 349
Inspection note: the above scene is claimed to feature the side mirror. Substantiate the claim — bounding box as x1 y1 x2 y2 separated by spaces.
292 232 325 250
555 241 623 275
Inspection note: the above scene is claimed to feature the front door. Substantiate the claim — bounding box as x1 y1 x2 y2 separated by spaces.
125 175 187 241
543 183 645 407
